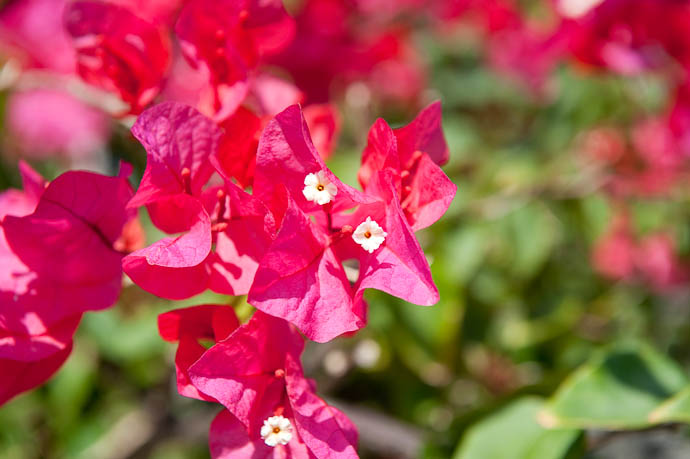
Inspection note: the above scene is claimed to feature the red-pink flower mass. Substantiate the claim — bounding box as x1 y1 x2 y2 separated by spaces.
0 1 459 457
0 163 133 404
122 99 453 456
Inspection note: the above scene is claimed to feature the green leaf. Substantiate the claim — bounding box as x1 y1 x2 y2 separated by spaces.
541 342 688 429
454 397 580 459
649 386 690 424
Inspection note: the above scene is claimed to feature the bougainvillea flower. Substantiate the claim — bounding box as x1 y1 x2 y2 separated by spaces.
359 101 456 231
347 170 439 307
248 189 365 342
253 105 372 215
158 304 239 400
249 105 438 341
592 212 636 281
189 311 359 458
3 168 133 317
6 88 110 160
0 0 76 73
635 233 689 292
0 343 72 406
1 165 132 365
268 0 427 104
128 102 220 214
65 0 172 114
560 0 690 75
592 210 687 291
124 102 275 299
175 0 295 121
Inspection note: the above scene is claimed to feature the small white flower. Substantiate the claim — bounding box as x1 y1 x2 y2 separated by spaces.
303 171 338 205
260 415 293 447
353 217 387 253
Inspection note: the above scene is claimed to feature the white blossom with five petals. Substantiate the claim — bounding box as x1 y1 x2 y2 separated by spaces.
353 217 387 253
303 171 338 205
260 415 293 447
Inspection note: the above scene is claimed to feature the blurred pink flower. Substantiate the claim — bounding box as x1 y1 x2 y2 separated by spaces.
0 0 75 73
592 213 636 281
6 89 109 159
65 0 172 114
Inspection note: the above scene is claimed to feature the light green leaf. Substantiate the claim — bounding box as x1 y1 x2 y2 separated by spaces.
541 342 688 429
649 386 690 424
454 397 580 459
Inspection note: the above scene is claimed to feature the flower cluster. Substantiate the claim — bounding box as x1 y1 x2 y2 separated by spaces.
0 1 459 456
0 96 454 457
126 99 455 457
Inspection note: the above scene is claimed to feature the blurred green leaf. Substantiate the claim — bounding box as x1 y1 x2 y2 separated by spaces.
453 397 580 459
541 342 688 429
649 386 690 424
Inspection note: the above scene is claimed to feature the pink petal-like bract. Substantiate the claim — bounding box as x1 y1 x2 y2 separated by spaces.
123 194 213 300
353 171 439 306
248 192 364 343
359 103 456 231
0 343 72 406
175 0 294 121
191 312 359 458
158 305 239 400
393 101 449 166
254 104 370 215
189 311 303 427
3 170 133 316
129 102 222 209
285 353 359 459
0 166 131 402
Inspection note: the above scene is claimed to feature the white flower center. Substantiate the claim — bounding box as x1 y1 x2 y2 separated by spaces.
353 217 387 253
303 171 338 205
260 415 293 447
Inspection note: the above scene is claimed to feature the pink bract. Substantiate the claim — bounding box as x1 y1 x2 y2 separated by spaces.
125 102 275 300
0 164 133 403
189 311 359 459
359 101 456 231
158 304 239 400
0 343 73 406
129 101 221 209
249 189 364 343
